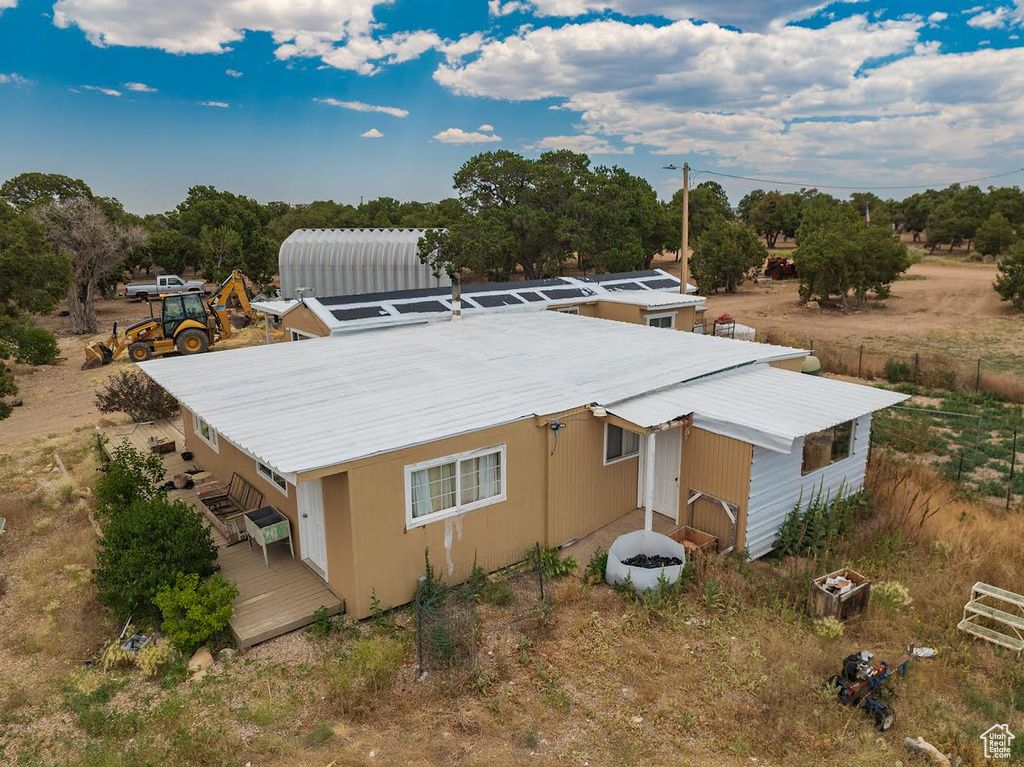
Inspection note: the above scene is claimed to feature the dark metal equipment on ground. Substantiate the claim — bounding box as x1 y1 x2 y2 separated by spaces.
825 648 913 731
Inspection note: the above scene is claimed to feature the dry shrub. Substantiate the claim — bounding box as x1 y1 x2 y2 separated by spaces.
0 495 35 531
328 636 406 718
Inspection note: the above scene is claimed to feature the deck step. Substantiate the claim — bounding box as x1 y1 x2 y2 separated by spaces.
958 619 1024 653
965 601 1024 633
972 582 1024 609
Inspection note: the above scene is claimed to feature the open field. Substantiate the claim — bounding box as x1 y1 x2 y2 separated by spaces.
0 424 1021 766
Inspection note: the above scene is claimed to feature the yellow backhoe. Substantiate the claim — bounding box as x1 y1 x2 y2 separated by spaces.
83 270 258 369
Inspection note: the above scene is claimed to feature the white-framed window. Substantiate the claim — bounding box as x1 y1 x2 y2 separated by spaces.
604 423 641 465
192 414 218 452
553 306 580 315
289 328 318 342
257 460 289 495
646 312 675 329
404 445 507 529
801 420 855 475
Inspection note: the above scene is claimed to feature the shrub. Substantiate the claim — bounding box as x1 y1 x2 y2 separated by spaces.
583 546 608 586
154 573 238 654
330 636 406 716
774 485 861 558
94 440 165 519
13 325 59 365
480 576 514 606
813 617 845 642
309 605 336 639
95 369 179 422
872 580 912 612
135 642 176 677
884 358 912 383
529 545 578 579
94 495 218 623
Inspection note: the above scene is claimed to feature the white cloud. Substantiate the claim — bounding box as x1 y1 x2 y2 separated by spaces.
0 72 31 86
199 100 229 108
926 11 947 24
50 0 449 75
434 14 1024 183
361 128 384 138
527 135 635 154
509 0 869 31
489 0 531 16
0 0 17 12
122 81 156 92
441 32 485 64
313 98 409 118
225 68 243 78
967 7 1011 29
477 124 495 132
81 84 121 96
433 127 503 144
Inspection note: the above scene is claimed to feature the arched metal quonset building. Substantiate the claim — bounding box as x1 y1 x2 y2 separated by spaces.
278 228 451 299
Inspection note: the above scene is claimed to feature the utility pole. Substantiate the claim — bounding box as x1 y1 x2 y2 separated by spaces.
664 162 690 294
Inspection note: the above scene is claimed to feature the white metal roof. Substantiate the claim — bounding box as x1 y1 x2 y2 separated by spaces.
251 299 300 317
139 312 806 475
278 228 451 298
606 365 909 453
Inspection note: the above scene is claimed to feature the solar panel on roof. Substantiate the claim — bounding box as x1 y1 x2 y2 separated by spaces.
473 294 526 308
394 300 450 314
463 277 567 293
516 291 544 302
642 278 680 290
577 270 661 283
605 282 644 291
542 288 593 300
330 306 392 321
320 285 449 306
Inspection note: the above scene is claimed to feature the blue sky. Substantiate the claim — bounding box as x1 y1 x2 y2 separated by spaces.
1 0 1023 213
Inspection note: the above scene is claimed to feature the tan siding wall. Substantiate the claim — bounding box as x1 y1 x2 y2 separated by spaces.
321 471 357 606
334 419 547 618
283 304 331 339
593 301 643 325
768 358 805 373
182 408 302 555
546 410 640 546
678 427 753 550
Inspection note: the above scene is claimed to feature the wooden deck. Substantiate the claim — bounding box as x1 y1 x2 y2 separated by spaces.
98 419 343 649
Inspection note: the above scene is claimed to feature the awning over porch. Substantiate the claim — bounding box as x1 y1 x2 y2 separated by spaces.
604 365 909 454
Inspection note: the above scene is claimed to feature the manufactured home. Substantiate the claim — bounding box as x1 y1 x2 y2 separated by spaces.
139 312 906 619
254 269 706 341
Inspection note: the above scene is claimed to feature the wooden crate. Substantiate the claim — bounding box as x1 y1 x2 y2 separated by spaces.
148 437 176 454
668 526 718 558
808 567 871 621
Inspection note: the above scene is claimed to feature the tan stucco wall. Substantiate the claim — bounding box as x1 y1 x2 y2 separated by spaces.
182 407 302 556
283 304 331 339
545 410 640 547
329 418 548 618
678 427 753 551
592 301 643 325
768 357 806 373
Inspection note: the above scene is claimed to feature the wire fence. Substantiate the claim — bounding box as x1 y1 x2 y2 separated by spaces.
414 542 551 675
759 329 1024 403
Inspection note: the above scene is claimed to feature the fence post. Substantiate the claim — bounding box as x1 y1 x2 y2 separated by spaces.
1008 425 1018 512
913 352 919 386
858 346 864 379
536 541 545 602
956 449 965 484
415 591 424 676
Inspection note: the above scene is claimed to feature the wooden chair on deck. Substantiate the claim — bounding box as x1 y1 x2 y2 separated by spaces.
199 473 264 542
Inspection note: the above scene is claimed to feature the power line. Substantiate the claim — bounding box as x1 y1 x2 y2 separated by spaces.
690 166 1024 192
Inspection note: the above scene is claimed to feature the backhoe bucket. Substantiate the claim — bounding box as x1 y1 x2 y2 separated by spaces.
229 314 252 329
82 342 113 370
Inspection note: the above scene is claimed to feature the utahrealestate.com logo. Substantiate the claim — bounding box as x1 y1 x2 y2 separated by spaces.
980 724 1015 759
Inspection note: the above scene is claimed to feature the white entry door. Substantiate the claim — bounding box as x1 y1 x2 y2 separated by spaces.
653 427 682 522
296 479 328 580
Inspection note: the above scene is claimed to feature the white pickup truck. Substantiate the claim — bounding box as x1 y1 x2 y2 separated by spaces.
124 274 206 301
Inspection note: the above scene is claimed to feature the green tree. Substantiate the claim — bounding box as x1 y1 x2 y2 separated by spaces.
199 225 244 283
0 202 72 318
689 219 767 294
94 494 218 623
93 439 166 519
748 191 797 249
974 212 1017 259
898 191 936 242
987 186 1024 230
995 241 1024 311
154 573 238 654
737 189 765 224
0 172 92 209
795 194 857 245
665 181 734 256
925 199 960 253
795 219 909 306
